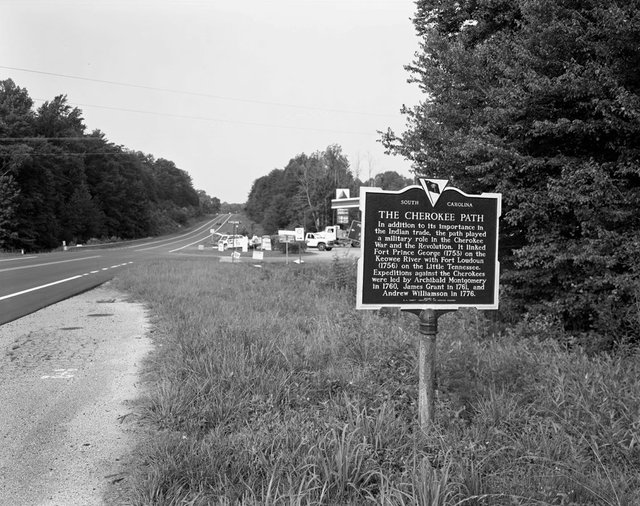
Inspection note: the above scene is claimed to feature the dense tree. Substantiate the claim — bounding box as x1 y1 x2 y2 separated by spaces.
0 79 218 250
152 158 199 208
361 170 413 191
60 182 102 242
245 145 357 234
296 144 354 230
0 80 35 247
0 79 34 138
245 169 288 231
382 0 640 347
36 95 85 138
0 173 20 249
197 190 220 215
220 202 245 214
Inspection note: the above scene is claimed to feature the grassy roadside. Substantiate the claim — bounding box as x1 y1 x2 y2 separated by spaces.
114 257 640 505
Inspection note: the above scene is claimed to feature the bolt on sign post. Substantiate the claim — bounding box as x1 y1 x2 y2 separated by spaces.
356 178 501 430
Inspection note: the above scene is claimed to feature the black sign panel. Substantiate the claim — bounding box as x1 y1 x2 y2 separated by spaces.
357 182 501 310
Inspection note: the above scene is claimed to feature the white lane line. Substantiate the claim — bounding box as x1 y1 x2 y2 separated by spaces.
134 230 220 251
135 237 194 251
168 216 231 253
169 234 214 253
0 274 84 301
0 255 102 273
0 255 38 263
130 217 226 251
0 262 135 301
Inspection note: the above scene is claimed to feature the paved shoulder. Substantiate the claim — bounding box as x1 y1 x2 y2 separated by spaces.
0 283 152 505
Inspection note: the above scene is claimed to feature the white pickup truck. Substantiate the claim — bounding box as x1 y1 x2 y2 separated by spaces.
305 232 334 251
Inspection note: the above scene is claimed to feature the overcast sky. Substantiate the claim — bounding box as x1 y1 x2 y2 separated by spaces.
0 0 422 203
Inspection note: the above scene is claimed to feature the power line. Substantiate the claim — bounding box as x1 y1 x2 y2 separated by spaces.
1 65 395 118
28 97 376 136
0 137 104 141
4 152 137 156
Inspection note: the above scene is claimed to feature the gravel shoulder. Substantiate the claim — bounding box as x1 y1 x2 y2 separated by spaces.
0 282 152 505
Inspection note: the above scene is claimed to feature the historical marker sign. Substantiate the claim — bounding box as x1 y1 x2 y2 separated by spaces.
357 179 501 310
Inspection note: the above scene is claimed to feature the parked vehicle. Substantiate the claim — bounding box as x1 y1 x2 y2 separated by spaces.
311 224 360 247
217 234 246 250
249 235 261 249
305 232 334 251
320 225 341 242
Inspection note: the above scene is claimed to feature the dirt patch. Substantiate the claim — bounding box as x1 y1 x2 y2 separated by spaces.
0 282 152 505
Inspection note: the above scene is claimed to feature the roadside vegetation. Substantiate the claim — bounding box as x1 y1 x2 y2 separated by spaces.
114 257 640 505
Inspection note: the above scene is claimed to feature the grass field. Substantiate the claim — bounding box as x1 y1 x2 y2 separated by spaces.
114 257 640 505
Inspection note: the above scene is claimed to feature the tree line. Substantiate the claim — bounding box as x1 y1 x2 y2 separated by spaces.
0 79 220 251
245 144 412 233
381 0 640 349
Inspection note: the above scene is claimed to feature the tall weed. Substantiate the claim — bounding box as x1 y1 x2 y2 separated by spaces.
115 258 640 505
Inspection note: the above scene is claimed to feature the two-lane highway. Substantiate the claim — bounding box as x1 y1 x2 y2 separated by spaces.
0 215 231 325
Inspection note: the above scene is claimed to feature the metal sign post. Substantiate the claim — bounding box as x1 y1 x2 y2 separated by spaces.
278 231 296 265
356 178 501 430
405 309 451 429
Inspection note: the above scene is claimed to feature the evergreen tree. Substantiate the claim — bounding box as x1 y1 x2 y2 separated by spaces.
0 173 20 248
0 79 34 249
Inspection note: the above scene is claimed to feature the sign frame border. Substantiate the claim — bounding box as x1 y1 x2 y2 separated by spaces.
356 184 502 311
